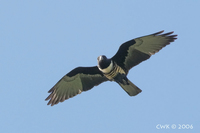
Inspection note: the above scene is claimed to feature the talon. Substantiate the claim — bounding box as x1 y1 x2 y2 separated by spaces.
114 73 129 85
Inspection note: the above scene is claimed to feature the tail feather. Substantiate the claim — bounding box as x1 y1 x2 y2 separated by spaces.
118 79 142 96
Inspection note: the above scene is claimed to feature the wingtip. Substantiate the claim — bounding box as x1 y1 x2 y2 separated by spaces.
48 87 54 93
152 30 164 36
152 30 177 37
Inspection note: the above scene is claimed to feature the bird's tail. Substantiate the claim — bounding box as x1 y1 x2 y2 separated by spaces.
118 79 142 96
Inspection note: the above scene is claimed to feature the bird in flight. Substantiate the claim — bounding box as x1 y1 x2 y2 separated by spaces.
45 30 177 106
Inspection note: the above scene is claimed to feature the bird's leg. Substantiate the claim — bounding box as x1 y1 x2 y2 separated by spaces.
114 73 129 85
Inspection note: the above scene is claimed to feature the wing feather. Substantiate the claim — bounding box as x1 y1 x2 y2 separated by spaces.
112 31 177 71
45 66 108 106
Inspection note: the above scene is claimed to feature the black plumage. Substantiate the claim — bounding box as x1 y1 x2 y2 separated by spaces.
45 30 177 106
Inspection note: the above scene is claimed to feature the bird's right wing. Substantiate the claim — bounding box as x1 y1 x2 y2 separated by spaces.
112 31 177 71
45 66 108 106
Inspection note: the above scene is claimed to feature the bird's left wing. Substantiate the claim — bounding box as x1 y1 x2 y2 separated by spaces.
112 31 177 72
45 66 108 106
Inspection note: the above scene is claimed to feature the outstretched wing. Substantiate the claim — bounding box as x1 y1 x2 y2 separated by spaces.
45 66 108 106
112 31 177 71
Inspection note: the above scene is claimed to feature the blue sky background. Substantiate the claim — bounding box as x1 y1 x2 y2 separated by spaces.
1 1 199 133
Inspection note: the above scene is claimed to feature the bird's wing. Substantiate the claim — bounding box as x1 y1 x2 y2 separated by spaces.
111 31 177 71
45 66 108 106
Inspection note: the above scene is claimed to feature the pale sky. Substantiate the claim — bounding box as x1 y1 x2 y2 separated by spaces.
1 1 199 132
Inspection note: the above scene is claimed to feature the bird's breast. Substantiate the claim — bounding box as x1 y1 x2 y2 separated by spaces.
104 63 126 80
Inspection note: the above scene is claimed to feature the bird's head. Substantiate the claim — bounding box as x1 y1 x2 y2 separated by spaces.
97 55 113 73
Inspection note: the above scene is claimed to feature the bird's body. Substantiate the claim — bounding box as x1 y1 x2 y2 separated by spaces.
97 55 141 96
45 30 177 106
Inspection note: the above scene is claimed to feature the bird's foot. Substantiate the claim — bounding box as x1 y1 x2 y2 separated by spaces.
114 73 129 85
